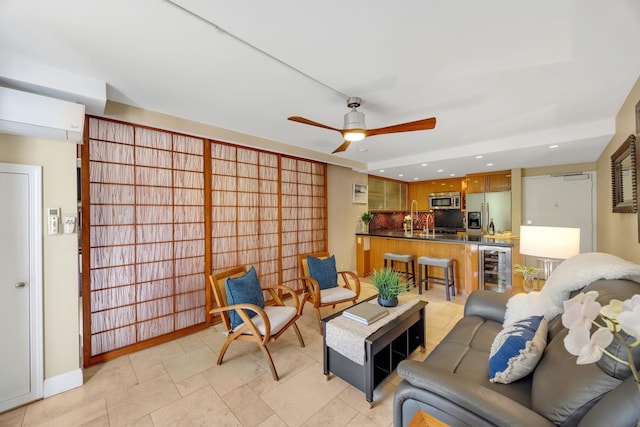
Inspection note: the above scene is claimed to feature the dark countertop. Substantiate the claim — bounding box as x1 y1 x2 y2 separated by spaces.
356 230 517 247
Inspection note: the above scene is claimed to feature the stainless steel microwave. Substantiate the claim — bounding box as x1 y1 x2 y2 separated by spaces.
428 192 461 210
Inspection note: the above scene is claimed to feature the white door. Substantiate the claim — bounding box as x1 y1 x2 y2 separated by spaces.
522 173 595 254
0 163 43 412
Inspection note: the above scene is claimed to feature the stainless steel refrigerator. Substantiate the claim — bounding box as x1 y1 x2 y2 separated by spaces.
465 191 511 236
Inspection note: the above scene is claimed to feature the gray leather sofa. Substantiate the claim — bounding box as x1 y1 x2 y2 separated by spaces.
394 278 640 427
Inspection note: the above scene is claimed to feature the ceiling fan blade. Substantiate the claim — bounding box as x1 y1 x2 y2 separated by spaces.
332 140 351 153
365 117 436 137
288 116 341 132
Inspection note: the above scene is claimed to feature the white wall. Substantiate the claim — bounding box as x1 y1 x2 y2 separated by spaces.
327 165 368 272
0 134 79 380
596 74 640 263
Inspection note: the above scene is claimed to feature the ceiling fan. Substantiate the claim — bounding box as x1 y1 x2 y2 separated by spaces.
288 97 437 154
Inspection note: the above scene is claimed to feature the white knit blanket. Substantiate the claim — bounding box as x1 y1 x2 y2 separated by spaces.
325 296 422 365
503 252 640 327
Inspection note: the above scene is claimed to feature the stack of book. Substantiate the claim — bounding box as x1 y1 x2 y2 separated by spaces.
343 303 389 325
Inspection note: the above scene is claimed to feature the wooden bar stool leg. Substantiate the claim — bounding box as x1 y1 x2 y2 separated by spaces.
450 263 456 296
418 264 423 294
411 260 416 288
405 262 410 290
444 267 450 301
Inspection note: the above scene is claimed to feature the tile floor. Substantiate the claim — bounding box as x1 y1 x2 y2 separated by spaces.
0 280 465 427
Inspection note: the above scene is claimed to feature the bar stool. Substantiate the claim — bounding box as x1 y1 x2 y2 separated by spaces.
417 256 455 300
383 252 415 288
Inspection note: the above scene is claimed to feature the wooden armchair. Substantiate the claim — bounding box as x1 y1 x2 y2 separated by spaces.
209 266 305 381
297 251 361 333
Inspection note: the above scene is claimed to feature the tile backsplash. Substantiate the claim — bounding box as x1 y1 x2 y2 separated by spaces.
367 211 434 232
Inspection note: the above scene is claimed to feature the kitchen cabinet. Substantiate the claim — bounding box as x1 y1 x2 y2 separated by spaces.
368 177 407 211
408 178 464 210
466 171 511 194
407 181 428 210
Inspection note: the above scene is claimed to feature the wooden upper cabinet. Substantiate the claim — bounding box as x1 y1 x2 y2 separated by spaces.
408 181 428 210
368 176 407 211
429 177 464 193
465 171 511 193
408 178 464 210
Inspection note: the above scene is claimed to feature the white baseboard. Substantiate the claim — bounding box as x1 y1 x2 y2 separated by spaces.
43 368 83 398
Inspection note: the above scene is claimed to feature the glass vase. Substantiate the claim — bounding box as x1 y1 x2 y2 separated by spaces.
523 274 536 293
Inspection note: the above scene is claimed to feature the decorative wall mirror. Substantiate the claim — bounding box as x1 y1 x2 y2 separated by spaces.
611 134 637 213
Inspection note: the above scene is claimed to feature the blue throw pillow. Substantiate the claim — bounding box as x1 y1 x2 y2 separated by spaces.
489 315 548 384
307 255 339 290
225 266 265 329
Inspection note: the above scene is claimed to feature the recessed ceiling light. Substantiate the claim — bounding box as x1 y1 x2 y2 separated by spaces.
379 169 385 172
437 169 443 172
358 147 368 152
449 173 455 177
486 163 494 167
413 177 419 180
398 174 404 177
475 155 483 159
549 144 559 149
421 163 428 167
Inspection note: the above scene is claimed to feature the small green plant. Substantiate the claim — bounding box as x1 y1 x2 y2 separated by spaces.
369 268 406 300
513 264 541 278
361 212 373 225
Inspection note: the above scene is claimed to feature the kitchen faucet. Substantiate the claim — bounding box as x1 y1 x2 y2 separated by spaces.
410 199 418 236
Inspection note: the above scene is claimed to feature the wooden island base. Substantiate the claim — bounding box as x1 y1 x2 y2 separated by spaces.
357 231 519 296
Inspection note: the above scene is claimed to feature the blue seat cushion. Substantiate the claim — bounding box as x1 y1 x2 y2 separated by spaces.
225 266 265 329
307 255 339 290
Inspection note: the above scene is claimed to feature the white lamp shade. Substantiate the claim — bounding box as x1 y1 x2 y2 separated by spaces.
520 226 581 260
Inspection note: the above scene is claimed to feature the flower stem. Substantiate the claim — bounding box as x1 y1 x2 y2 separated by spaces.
613 330 640 393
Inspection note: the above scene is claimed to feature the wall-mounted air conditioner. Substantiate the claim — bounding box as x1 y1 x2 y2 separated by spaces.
0 86 85 143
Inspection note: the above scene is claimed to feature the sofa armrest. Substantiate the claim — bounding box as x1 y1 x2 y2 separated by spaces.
396 360 554 427
578 376 640 427
463 290 510 323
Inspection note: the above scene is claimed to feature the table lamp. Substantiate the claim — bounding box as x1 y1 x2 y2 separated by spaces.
519 226 581 279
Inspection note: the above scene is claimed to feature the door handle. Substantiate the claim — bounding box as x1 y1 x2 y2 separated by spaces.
15 282 26 288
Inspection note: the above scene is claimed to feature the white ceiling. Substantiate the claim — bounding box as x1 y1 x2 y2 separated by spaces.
1 0 640 181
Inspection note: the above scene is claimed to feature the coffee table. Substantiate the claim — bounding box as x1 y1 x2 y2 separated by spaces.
322 296 427 405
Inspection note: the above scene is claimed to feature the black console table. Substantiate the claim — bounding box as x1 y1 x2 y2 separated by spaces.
322 297 427 405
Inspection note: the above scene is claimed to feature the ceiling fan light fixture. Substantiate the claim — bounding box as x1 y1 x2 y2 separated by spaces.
344 130 366 141
343 109 366 129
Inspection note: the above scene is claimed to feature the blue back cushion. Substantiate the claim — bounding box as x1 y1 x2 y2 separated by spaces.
307 255 338 290
225 266 265 329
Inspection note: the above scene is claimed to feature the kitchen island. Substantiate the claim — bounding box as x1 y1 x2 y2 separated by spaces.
356 230 519 296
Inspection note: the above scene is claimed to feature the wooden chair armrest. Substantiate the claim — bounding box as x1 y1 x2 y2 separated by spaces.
263 285 301 310
338 270 361 296
209 303 270 342
297 276 322 306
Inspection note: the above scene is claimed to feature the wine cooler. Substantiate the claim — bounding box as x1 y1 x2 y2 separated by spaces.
479 245 512 292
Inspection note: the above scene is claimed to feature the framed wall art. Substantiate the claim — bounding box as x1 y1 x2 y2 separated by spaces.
636 100 640 135
352 183 368 204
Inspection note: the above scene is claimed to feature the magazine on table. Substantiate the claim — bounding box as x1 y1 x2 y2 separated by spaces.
342 303 388 325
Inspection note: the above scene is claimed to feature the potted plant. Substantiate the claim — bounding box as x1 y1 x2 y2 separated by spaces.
513 264 541 292
361 212 373 233
369 268 406 307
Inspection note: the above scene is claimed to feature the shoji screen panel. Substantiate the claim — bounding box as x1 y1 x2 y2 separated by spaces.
280 157 327 291
84 118 206 365
210 143 280 289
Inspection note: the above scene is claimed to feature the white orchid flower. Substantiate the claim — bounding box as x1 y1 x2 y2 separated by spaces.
600 299 624 320
616 305 640 340
564 325 614 365
562 291 601 329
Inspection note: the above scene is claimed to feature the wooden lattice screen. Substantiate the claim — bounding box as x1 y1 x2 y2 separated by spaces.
280 157 327 291
83 117 327 364
210 143 280 288
83 118 207 365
